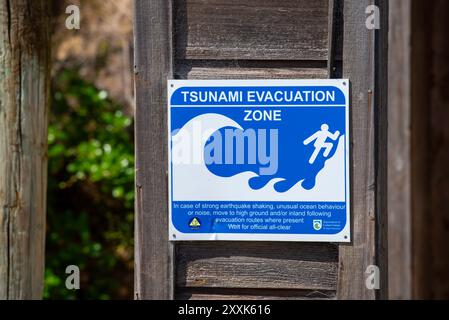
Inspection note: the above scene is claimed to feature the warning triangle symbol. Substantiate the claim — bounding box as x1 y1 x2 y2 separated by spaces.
189 218 201 228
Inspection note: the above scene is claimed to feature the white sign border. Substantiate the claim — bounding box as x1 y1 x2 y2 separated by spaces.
167 79 351 243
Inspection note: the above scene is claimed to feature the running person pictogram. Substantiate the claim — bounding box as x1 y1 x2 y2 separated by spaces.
303 124 340 164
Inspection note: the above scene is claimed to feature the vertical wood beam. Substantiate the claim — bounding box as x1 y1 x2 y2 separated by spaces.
0 0 50 299
337 0 388 299
134 0 175 300
375 0 389 300
327 0 337 77
387 0 412 300
409 0 431 299
428 0 449 299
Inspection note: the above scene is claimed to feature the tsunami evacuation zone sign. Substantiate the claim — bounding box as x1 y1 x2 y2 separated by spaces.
167 79 350 242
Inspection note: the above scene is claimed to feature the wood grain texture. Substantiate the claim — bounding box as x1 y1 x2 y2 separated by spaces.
176 288 336 300
387 0 412 300
175 0 330 60
177 242 338 291
133 0 174 300
375 0 389 300
337 0 388 300
176 60 328 79
0 0 50 300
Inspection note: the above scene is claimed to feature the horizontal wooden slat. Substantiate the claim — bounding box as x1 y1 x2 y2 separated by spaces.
175 0 330 60
176 288 336 300
176 242 338 291
180 67 327 79
176 63 328 79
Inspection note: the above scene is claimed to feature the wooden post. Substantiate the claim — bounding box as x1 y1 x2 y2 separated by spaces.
387 0 413 300
0 0 50 299
134 0 175 300
335 0 389 299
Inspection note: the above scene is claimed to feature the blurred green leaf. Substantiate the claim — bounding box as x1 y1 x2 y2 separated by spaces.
45 68 134 300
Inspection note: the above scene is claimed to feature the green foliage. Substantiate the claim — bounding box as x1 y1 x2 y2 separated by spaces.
45 69 134 299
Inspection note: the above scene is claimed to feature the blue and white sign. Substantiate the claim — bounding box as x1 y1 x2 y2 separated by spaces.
168 79 350 242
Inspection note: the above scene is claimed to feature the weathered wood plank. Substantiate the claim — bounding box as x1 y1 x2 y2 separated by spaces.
337 0 388 299
179 67 327 80
388 0 412 300
175 0 330 60
376 0 390 300
176 62 328 80
176 288 336 300
177 242 338 291
134 0 174 300
0 0 50 300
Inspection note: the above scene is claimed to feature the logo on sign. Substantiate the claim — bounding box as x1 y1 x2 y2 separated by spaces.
189 218 201 230
313 220 323 231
